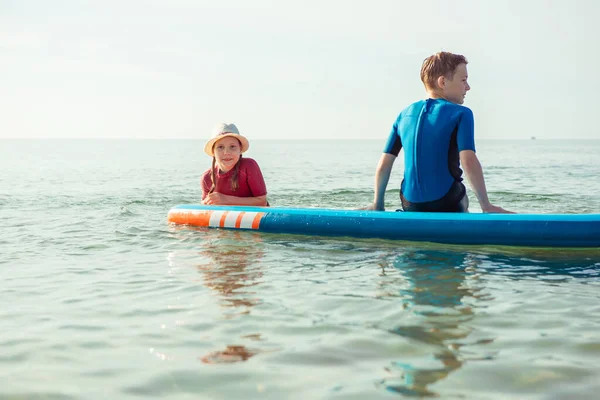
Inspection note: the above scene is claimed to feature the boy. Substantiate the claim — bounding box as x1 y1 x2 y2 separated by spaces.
367 51 512 213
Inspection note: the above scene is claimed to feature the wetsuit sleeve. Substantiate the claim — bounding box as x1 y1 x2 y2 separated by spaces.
244 159 268 197
383 117 402 156
457 107 476 152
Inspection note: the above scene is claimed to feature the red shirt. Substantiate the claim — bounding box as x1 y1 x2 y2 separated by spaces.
201 157 267 200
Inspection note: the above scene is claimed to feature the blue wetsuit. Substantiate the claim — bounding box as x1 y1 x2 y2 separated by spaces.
383 98 476 209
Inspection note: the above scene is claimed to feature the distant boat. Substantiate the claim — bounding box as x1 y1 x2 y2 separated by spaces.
531 136 536 140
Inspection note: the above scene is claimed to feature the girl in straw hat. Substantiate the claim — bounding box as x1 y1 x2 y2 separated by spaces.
201 123 268 206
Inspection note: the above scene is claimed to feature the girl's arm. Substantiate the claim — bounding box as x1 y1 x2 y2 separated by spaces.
202 193 267 206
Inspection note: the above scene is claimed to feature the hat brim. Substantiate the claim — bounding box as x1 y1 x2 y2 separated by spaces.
204 133 250 157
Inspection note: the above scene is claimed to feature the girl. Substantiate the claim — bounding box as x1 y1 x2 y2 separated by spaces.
201 123 268 206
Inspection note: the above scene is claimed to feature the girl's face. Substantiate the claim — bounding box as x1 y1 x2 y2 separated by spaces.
213 136 242 172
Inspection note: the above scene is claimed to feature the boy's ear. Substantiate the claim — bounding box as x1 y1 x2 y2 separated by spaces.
436 75 446 89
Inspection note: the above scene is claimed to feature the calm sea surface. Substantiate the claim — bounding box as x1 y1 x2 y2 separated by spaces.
1 139 599 399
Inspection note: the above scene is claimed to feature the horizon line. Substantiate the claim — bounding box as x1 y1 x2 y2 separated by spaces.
1 137 598 141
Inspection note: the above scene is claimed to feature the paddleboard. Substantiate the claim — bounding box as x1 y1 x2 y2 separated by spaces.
167 205 600 248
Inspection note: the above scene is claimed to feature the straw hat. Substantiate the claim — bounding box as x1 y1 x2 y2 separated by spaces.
203 123 250 157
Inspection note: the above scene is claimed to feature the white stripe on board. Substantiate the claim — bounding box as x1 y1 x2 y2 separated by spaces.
209 210 225 227
239 212 259 229
224 211 241 228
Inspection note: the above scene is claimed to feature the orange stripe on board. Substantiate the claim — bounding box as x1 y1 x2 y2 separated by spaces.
251 212 264 229
168 210 212 227
219 211 229 228
235 212 245 228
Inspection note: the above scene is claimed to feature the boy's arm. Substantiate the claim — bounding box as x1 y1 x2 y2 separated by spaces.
459 150 513 213
367 153 396 211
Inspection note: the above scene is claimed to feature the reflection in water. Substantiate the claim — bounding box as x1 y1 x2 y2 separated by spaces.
198 243 264 312
376 246 599 397
196 231 266 364
200 345 256 364
378 249 490 397
470 249 600 280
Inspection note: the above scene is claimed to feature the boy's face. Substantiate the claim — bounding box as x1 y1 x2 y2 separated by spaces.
443 63 470 104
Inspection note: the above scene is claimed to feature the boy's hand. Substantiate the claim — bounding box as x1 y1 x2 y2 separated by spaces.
357 203 384 211
482 204 515 214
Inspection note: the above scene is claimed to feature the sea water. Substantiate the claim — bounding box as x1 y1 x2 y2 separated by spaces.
1 139 599 399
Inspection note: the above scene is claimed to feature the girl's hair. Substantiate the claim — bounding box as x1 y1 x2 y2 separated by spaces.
420 51 468 90
208 140 243 194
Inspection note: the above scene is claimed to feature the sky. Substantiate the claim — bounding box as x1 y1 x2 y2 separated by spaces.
1 0 598 140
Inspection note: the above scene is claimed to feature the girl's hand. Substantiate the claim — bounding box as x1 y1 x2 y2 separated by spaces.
202 192 227 205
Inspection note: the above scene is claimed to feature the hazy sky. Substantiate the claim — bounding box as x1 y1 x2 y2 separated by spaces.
1 0 598 139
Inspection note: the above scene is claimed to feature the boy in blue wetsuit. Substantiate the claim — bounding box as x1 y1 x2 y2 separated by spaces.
367 52 512 213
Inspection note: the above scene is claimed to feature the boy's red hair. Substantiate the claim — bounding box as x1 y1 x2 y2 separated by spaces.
420 52 468 90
